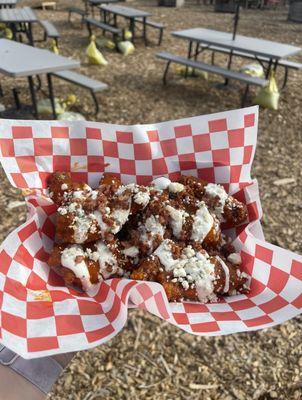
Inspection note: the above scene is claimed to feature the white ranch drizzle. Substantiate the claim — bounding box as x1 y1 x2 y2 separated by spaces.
153 240 217 303
61 245 92 291
215 256 230 293
191 202 214 242
165 205 188 239
204 183 228 218
90 241 122 279
227 253 242 265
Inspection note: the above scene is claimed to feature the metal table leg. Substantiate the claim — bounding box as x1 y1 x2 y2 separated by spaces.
46 73 57 120
27 22 34 46
28 76 38 119
185 40 193 78
129 18 135 42
143 16 147 46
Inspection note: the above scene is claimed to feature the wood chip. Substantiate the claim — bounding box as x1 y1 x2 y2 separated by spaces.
273 178 296 186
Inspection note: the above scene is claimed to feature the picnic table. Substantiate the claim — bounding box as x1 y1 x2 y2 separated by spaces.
172 28 302 77
0 6 38 45
100 4 151 45
0 38 80 119
0 0 18 9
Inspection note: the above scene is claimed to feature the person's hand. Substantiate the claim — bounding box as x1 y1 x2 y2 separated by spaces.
0 345 75 400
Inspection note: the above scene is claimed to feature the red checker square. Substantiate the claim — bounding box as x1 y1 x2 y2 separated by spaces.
103 140 118 157
93 282 110 303
247 201 259 222
174 124 192 138
193 134 211 152
51 126 69 138
244 314 273 327
292 293 302 309
228 298 256 311
27 271 47 290
191 321 220 333
179 154 197 171
56 315 84 335
86 324 114 343
249 278 266 297
136 175 153 185
173 312 190 325
243 145 253 164
70 139 88 155
137 282 154 301
18 220 37 243
41 219 56 240
16 156 37 173
77 300 103 315
154 291 170 319
4 278 27 301
183 302 208 313
0 139 15 157
14 245 34 269
53 155 71 172
255 245 273 265
152 158 168 175
211 311 240 321
49 289 71 302
120 159 136 174
120 281 137 304
244 113 255 127
147 130 159 142
160 139 177 157
259 296 288 314
33 138 53 156
105 295 121 323
11 173 28 188
0 250 12 275
134 143 152 160
168 171 181 181
35 248 49 263
228 128 245 148
38 172 52 189
2 312 26 337
116 131 133 143
70 172 88 183
212 149 230 166
87 156 105 172
108 278 119 292
291 260 302 281
197 168 215 183
27 301 54 319
230 165 242 183
12 126 33 138
86 127 101 139
208 118 227 132
27 337 59 353
267 266 289 293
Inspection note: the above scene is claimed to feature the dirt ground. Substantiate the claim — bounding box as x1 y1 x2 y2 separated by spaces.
0 0 302 399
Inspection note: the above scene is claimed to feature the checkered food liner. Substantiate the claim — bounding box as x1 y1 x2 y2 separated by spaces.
0 106 301 359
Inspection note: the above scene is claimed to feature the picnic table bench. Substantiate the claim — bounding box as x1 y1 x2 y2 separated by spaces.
85 16 122 43
134 18 165 46
156 51 268 106
51 70 108 115
39 20 60 46
201 45 302 89
67 7 86 25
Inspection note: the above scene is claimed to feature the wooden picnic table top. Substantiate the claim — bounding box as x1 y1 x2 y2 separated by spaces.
172 28 302 60
0 38 80 77
100 4 151 19
0 6 38 23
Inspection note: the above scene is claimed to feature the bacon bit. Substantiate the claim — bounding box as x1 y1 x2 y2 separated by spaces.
75 255 84 263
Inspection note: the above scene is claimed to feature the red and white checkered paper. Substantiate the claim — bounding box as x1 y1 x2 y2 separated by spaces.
0 106 301 359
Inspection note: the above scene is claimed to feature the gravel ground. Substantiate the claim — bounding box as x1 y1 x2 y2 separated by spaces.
0 1 302 399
